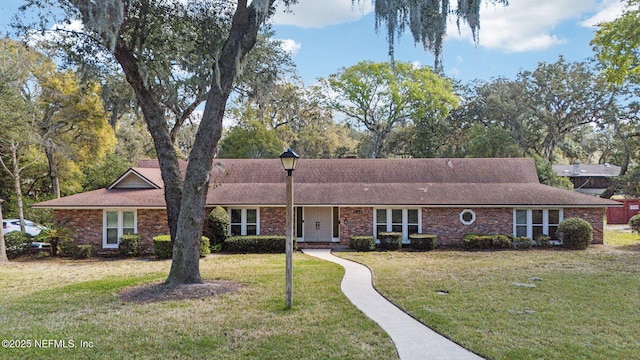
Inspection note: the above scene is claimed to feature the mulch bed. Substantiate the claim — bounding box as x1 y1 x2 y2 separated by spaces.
118 280 243 304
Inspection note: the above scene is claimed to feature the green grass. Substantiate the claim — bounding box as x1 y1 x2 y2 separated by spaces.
337 230 640 360
0 255 396 360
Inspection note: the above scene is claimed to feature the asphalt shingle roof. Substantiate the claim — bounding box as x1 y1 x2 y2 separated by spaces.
33 158 619 209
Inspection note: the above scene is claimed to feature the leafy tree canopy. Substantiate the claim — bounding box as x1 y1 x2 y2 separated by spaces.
592 0 640 85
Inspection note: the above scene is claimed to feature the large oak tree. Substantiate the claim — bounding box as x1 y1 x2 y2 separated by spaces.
19 0 506 285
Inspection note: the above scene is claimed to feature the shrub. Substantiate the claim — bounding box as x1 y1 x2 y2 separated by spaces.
206 206 230 252
119 234 141 258
463 234 492 250
153 236 172 259
224 235 291 253
75 245 95 259
59 238 78 258
378 232 402 250
629 214 640 233
535 234 552 248
463 234 513 250
409 234 437 251
153 235 211 259
492 234 513 249
350 236 375 251
36 227 74 256
513 236 534 249
200 236 211 257
558 218 592 250
4 232 32 259
58 238 94 259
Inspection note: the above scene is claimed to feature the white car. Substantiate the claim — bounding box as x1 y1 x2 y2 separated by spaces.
2 219 47 237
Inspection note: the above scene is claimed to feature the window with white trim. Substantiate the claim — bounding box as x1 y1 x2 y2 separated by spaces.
230 208 259 236
375 208 421 242
103 210 136 249
459 209 476 225
514 209 562 240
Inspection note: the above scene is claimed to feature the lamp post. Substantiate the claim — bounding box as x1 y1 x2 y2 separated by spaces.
0 198 7 262
279 148 299 309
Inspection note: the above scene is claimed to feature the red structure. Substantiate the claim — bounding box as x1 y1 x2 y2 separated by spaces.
607 199 640 224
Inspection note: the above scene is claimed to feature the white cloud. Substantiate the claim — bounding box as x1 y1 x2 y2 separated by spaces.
278 38 302 56
580 0 627 27
446 0 599 53
271 0 373 28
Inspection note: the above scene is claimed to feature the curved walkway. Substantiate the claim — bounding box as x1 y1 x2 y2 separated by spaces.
302 249 483 360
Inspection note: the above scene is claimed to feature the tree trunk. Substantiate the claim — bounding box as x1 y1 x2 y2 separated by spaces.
44 142 61 198
10 142 26 233
113 38 184 244
165 2 264 285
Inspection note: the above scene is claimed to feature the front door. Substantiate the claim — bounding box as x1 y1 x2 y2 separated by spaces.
303 207 332 242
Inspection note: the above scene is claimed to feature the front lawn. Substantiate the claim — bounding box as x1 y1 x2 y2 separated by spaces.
338 230 640 360
0 255 396 360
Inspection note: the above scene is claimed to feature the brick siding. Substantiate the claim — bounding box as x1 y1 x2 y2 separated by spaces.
260 207 286 235
422 208 514 246
340 207 373 246
564 208 604 244
52 205 605 254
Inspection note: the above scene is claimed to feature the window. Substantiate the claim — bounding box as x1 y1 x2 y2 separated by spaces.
103 210 136 249
332 207 340 238
229 208 259 236
459 209 476 225
296 207 303 238
375 208 421 243
514 209 562 240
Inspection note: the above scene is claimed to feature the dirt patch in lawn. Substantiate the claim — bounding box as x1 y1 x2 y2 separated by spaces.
119 280 243 304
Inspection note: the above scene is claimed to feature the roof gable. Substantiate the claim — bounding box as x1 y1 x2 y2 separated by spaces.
108 169 162 189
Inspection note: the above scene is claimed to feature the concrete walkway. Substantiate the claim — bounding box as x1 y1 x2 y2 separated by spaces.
302 249 483 360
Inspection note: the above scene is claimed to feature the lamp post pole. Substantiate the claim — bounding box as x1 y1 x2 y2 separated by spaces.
279 149 299 310
285 171 293 309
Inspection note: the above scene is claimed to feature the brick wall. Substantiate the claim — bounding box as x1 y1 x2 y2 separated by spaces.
340 207 373 246
53 208 169 255
564 208 604 244
53 206 605 254
136 209 169 253
53 209 103 249
422 208 514 245
260 207 286 235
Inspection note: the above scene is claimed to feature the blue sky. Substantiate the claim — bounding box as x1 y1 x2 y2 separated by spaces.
0 0 626 85
271 0 626 85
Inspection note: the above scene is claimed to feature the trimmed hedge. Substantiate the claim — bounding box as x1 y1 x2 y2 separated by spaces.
350 236 375 251
153 236 173 259
558 218 592 250
153 235 211 259
409 234 437 251
224 235 291 253
119 234 141 258
512 236 534 249
4 232 32 259
463 234 513 250
378 232 402 250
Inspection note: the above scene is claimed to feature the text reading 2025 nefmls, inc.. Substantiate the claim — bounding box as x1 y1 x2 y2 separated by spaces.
2 339 95 349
